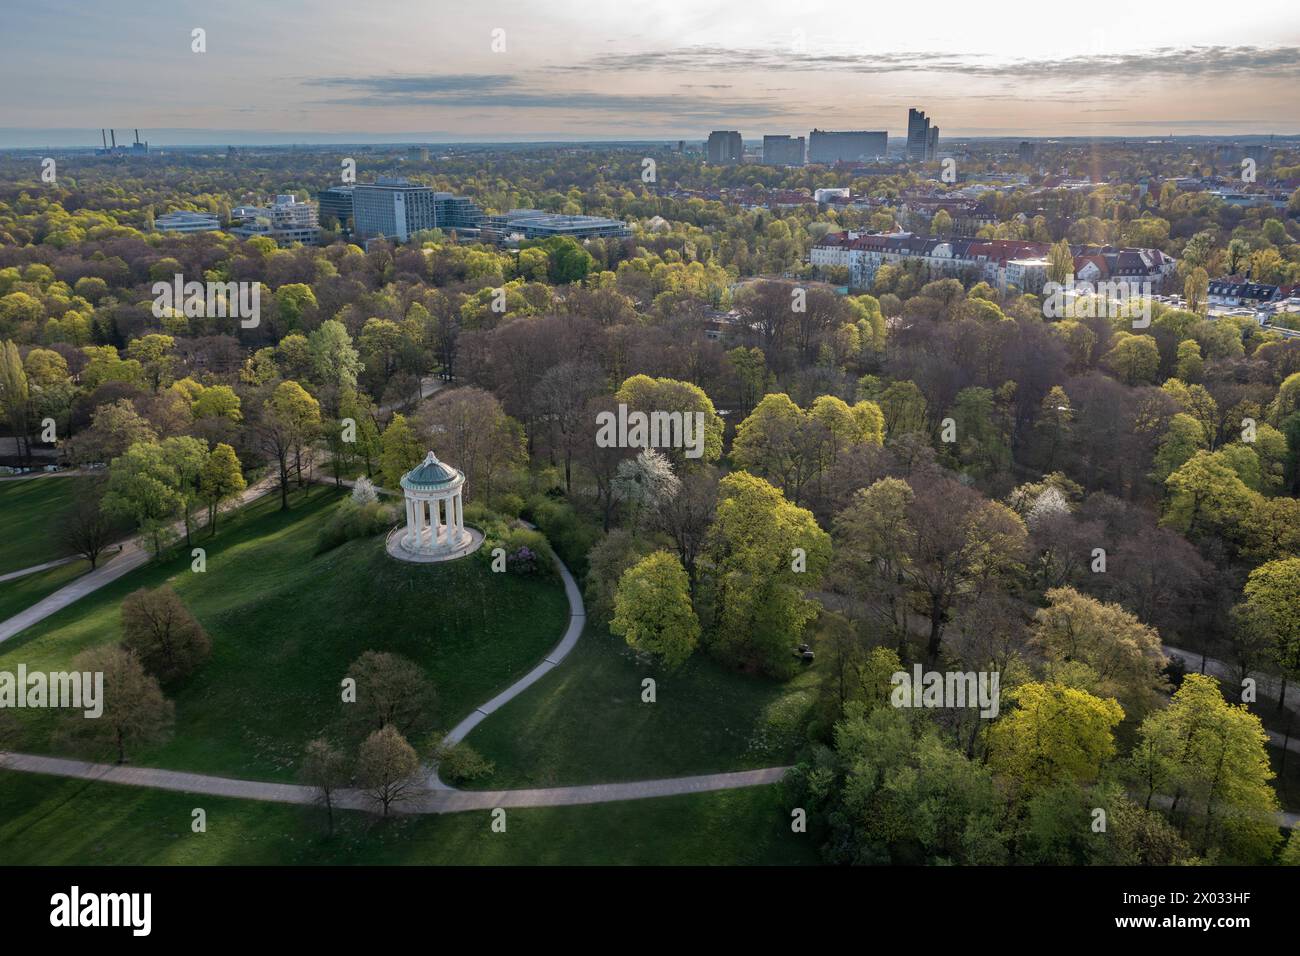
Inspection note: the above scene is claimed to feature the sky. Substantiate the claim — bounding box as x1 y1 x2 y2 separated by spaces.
1 0 1298 146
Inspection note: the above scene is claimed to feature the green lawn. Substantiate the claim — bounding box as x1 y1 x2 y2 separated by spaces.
0 487 569 782
0 559 91 623
0 769 817 865
0 476 90 574
464 622 821 788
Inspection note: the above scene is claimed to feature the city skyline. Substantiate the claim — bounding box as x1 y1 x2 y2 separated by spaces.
1 0 1298 147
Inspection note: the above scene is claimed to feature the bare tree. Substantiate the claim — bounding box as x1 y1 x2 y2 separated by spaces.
59 483 117 569
300 738 351 835
356 726 420 818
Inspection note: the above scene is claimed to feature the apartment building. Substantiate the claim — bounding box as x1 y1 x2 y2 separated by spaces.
762 135 806 166
812 232 1176 294
706 131 743 165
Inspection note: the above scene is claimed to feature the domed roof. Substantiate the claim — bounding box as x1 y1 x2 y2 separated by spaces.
400 451 463 491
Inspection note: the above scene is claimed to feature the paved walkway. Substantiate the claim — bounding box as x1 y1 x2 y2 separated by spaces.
0 477 276 645
0 554 83 584
429 536 585 786
1163 643 1300 714
0 751 789 815
0 499 789 814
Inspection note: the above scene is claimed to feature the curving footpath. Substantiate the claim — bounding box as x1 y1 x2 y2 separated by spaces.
0 476 278 645
0 518 790 814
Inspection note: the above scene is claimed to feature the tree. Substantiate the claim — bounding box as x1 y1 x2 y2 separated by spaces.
65 645 173 764
1175 339 1204 382
300 738 350 836
125 333 176 392
987 681 1123 796
532 360 605 492
1047 238 1074 285
793 702 1008 865
650 465 718 597
1130 674 1280 862
64 398 158 467
705 471 830 675
1032 587 1169 720
379 412 423 489
59 483 117 568
191 384 242 422
199 443 245 533
418 387 525 503
356 725 420 818
1237 557 1300 698
120 585 211 683
344 650 435 736
841 473 1026 661
1151 413 1207 483
102 441 185 555
1162 450 1260 544
1103 332 1160 385
276 283 318 332
614 374 724 466
160 435 208 546
1184 266 1210 314
258 380 321 509
611 551 700 669
0 340 30 461
309 319 362 394
831 477 916 654
731 393 822 505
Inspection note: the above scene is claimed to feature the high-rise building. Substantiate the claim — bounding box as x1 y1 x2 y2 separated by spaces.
807 129 887 164
706 130 743 164
907 108 938 161
316 185 355 230
904 109 935 161
762 134 806 166
351 178 485 242
1017 141 1036 163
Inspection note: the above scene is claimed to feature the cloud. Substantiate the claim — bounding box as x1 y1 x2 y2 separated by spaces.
302 72 788 120
552 44 1300 81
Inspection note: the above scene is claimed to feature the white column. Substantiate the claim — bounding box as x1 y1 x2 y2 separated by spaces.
455 493 463 534
434 496 444 544
420 499 430 546
405 497 415 543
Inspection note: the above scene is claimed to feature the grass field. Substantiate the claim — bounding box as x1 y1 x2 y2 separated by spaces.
0 487 569 782
0 559 91 623
464 622 821 788
0 477 90 575
0 769 817 865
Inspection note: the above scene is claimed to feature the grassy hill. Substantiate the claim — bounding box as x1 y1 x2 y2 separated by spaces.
0 476 90 574
0 488 569 781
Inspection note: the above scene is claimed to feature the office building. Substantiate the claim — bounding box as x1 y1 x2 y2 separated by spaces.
316 186 355 229
706 130 743 165
907 108 939 162
808 129 887 164
1018 141 1036 163
351 178 485 242
762 135 806 166
483 209 630 243
155 211 220 233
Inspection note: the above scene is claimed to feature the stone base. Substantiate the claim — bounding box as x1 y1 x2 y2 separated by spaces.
385 525 484 564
